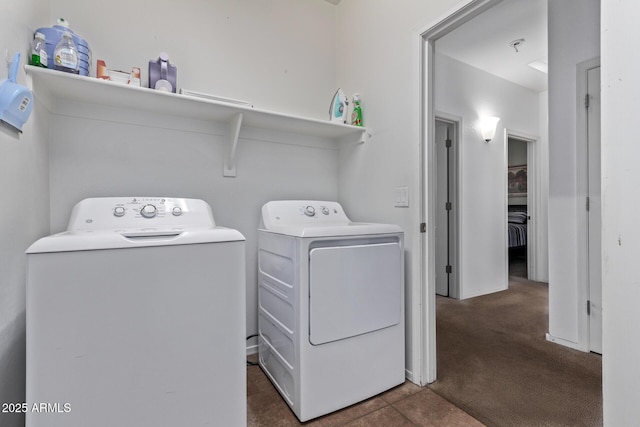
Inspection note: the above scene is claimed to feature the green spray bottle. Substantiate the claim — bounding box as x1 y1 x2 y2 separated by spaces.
351 93 363 126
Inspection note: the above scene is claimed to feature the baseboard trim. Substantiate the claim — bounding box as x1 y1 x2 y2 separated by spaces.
246 344 259 356
462 284 508 300
545 333 588 352
405 368 420 385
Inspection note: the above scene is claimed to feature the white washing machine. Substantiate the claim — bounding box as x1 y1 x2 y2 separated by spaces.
257 200 404 422
26 197 246 427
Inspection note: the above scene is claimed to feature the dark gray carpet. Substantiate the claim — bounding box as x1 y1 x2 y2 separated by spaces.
429 277 602 427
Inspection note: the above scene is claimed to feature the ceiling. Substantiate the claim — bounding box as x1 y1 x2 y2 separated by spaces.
436 0 548 92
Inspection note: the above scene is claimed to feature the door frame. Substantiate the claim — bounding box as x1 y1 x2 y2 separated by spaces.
505 130 540 281
416 0 503 385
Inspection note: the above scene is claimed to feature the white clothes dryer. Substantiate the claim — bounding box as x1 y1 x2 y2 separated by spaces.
257 200 404 422
26 197 246 427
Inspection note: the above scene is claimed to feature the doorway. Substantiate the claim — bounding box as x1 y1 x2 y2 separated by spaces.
435 117 459 298
418 0 546 384
577 59 602 354
506 132 540 281
507 136 529 278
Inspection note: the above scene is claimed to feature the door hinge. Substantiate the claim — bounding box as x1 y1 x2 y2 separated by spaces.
445 202 452 211
585 93 590 109
420 222 426 233
587 300 591 315
445 139 452 148
586 196 590 212
445 265 452 274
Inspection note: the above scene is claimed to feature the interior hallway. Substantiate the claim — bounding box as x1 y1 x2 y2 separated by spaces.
430 276 602 427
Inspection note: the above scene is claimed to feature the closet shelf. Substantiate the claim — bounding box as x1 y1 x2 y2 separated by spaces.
25 65 369 177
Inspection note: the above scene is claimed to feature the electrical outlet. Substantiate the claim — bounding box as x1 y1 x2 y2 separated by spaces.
395 186 409 207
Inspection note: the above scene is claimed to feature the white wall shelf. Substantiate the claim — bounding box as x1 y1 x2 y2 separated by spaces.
25 65 369 177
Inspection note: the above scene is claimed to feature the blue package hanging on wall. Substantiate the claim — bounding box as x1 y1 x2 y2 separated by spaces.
0 52 34 133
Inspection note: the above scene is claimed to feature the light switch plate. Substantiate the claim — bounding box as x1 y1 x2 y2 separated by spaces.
395 186 409 207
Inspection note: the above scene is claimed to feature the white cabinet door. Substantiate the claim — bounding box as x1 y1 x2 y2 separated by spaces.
309 242 402 345
587 65 602 354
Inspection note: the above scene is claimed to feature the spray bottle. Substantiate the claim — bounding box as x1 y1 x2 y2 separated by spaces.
351 93 363 126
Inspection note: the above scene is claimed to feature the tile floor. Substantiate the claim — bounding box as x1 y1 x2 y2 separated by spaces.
247 361 485 427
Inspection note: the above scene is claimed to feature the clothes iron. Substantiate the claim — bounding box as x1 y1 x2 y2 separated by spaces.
0 52 34 133
329 88 349 124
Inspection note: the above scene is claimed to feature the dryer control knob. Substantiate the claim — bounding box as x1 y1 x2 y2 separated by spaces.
140 204 157 218
172 207 183 216
113 206 126 217
304 205 316 217
321 207 330 215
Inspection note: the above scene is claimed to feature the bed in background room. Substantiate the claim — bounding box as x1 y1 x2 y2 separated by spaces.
508 206 528 249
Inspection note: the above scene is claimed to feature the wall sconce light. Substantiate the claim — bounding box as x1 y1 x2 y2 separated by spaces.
480 116 500 143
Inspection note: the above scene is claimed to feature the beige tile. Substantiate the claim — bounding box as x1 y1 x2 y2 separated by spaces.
248 365 478 427
379 381 423 404
248 364 396 427
392 389 486 427
342 406 416 427
247 389 301 427
306 396 388 427
247 365 300 426
247 365 274 397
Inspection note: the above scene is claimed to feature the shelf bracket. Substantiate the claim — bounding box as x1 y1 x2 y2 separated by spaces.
359 128 372 143
224 113 243 177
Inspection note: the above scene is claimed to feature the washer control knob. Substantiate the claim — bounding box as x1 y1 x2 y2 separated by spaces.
140 204 157 218
172 206 183 216
321 207 330 215
113 206 126 217
304 205 316 217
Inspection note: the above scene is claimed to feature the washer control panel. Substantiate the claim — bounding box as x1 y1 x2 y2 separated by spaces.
67 197 215 231
296 202 341 219
261 200 350 229
303 205 316 217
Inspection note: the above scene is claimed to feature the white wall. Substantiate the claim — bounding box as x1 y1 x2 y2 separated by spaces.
43 0 340 351
508 138 527 167
335 0 464 383
547 0 600 348
601 1 640 424
434 53 541 299
0 1 51 426
49 0 337 120
508 138 527 206
47 103 339 341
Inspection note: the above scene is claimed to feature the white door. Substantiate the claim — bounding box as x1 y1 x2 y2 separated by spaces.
308 242 402 345
587 65 602 354
435 119 457 297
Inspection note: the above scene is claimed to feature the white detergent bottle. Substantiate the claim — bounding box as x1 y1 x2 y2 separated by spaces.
54 31 79 74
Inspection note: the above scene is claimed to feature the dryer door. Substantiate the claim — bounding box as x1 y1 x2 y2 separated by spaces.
309 242 401 345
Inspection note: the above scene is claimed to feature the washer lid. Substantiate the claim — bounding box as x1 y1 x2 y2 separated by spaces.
259 200 402 237
26 226 245 253
27 197 245 254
